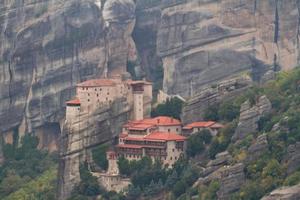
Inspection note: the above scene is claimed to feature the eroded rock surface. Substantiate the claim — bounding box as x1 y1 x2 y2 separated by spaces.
140 0 300 97
58 98 131 200
182 76 252 124
246 133 269 162
261 184 300 200
232 95 272 141
283 142 300 175
196 163 245 200
0 0 136 148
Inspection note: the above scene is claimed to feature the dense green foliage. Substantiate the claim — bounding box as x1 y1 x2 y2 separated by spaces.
69 162 102 199
3 167 57 200
151 97 184 120
186 129 212 157
0 135 57 199
118 156 200 198
92 144 109 171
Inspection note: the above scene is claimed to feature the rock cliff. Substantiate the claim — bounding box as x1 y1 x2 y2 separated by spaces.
0 0 136 148
58 98 131 199
232 95 272 141
135 0 300 97
181 76 252 124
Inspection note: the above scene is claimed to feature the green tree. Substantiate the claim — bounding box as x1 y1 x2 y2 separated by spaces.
151 97 184 120
165 170 178 189
172 180 186 197
218 101 240 121
92 144 108 171
76 162 102 196
127 185 141 200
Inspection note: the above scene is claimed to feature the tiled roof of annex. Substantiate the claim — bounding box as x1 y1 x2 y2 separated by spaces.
121 131 186 142
144 132 186 141
183 121 223 129
124 116 182 129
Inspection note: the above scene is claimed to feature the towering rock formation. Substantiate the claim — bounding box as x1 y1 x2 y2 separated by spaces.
135 0 300 97
58 98 131 199
0 0 136 148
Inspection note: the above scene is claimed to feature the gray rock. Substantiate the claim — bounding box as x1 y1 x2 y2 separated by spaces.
246 134 268 162
261 184 300 200
203 151 233 177
195 163 245 200
282 142 300 175
134 0 300 98
57 98 131 200
182 76 252 124
0 0 136 148
232 95 272 141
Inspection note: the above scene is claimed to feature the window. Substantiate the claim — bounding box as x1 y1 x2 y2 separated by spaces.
100 88 102 91
107 93 110 95
97 94 99 97
168 129 171 132
170 157 172 160
176 128 179 131
95 88 97 91
175 157 177 160
88 99 90 102
172 149 175 152
106 97 108 101
88 93 90 96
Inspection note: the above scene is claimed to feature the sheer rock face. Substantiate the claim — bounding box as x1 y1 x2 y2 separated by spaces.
0 0 136 148
232 95 272 141
261 184 300 200
136 0 300 97
58 98 131 200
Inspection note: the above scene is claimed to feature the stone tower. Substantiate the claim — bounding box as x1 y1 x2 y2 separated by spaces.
131 82 144 121
106 151 119 175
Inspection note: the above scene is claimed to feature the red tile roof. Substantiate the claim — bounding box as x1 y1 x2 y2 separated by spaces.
210 123 224 129
124 116 182 128
144 132 186 141
183 121 216 129
77 79 116 87
66 98 81 105
119 133 128 138
128 123 156 131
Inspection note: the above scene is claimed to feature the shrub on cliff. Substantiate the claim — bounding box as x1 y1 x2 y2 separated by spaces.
151 97 183 120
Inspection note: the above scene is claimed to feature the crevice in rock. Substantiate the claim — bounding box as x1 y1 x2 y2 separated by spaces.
274 0 279 44
8 60 13 105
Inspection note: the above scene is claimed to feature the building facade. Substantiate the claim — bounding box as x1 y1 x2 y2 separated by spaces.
116 116 186 167
65 77 152 122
